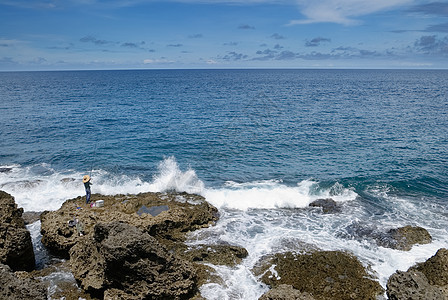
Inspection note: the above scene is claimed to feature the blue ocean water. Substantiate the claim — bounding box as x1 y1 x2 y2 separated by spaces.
0 69 447 298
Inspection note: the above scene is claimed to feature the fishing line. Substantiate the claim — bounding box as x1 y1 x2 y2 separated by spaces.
89 142 98 178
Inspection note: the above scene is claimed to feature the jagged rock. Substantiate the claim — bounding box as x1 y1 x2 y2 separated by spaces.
341 222 432 251
69 222 198 299
40 192 218 257
259 284 315 300
0 263 47 300
386 248 448 299
0 191 35 271
384 225 432 251
309 198 341 214
183 244 248 266
22 211 42 225
411 248 448 286
386 270 445 300
253 251 383 300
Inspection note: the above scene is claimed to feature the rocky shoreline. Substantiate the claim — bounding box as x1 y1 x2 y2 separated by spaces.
1 190 447 299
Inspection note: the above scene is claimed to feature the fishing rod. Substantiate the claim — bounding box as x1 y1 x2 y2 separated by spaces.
89 142 98 178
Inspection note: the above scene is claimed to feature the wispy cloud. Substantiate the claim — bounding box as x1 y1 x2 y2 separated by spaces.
167 43 183 47
238 24 255 30
188 33 203 38
270 33 285 39
80 36 113 45
305 37 331 47
413 35 448 55
289 0 412 25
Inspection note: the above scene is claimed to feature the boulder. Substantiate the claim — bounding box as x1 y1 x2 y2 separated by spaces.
69 221 198 299
386 248 448 299
40 192 218 257
0 263 47 300
259 284 315 300
342 222 432 251
309 198 341 214
22 211 42 225
0 191 35 271
253 251 384 300
183 244 248 266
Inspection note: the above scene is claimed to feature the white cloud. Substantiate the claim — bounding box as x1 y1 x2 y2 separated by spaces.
290 0 412 25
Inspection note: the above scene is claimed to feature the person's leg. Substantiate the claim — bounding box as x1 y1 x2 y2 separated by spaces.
86 190 91 204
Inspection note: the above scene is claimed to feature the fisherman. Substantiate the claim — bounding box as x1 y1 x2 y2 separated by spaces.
82 175 92 204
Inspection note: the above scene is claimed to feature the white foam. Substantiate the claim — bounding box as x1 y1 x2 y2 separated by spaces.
204 179 357 210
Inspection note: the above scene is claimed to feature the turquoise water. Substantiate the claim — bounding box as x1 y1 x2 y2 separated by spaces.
1 69 447 298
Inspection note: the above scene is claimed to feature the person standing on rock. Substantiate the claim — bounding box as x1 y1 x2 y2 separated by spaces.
83 175 92 204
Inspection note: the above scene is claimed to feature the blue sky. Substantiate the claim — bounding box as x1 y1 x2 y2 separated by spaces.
1 0 448 70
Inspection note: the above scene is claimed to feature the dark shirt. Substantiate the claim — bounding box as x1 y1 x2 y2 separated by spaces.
84 181 91 192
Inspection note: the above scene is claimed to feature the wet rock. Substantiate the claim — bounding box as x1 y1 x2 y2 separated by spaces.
309 198 341 214
259 284 315 300
411 248 448 286
386 270 445 300
0 263 47 300
40 191 218 257
384 225 432 251
22 211 42 225
69 221 198 299
183 244 248 266
342 222 432 251
0 190 35 271
0 167 12 173
253 250 384 300
386 248 448 299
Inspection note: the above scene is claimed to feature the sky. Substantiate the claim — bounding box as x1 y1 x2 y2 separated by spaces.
1 0 448 70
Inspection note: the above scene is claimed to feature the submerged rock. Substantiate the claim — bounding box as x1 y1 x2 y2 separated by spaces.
22 211 42 225
309 198 341 214
253 250 384 300
183 244 248 266
70 222 198 299
342 222 432 251
0 191 35 271
40 192 218 257
0 263 47 300
259 284 315 300
386 248 448 299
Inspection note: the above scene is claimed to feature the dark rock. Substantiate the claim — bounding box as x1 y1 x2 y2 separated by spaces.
183 244 248 266
253 251 384 300
0 263 47 300
0 167 12 173
341 222 432 251
69 222 198 299
0 191 35 271
22 211 42 225
136 204 169 216
386 248 448 299
385 225 432 251
386 270 445 300
309 198 341 214
259 284 315 300
40 192 218 257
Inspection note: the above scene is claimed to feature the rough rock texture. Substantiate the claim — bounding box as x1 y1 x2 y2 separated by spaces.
384 225 432 251
183 244 248 266
253 251 383 300
40 192 218 256
387 248 448 299
309 198 341 214
0 190 35 271
386 270 445 300
0 263 47 300
259 284 315 300
70 221 198 299
342 222 432 251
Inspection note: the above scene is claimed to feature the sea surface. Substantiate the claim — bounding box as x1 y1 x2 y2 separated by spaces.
0 69 447 299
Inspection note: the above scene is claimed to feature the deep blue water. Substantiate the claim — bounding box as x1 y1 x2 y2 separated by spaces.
1 69 448 298
1 69 447 195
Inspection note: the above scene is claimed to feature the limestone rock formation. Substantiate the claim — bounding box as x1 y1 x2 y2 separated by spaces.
70 221 198 299
253 250 383 300
40 192 218 257
0 263 47 300
387 248 448 299
309 198 341 214
259 284 315 300
0 191 35 271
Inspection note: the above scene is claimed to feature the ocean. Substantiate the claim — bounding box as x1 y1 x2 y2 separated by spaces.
0 69 447 299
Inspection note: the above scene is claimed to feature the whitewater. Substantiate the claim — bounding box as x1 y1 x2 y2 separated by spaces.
1 157 447 299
